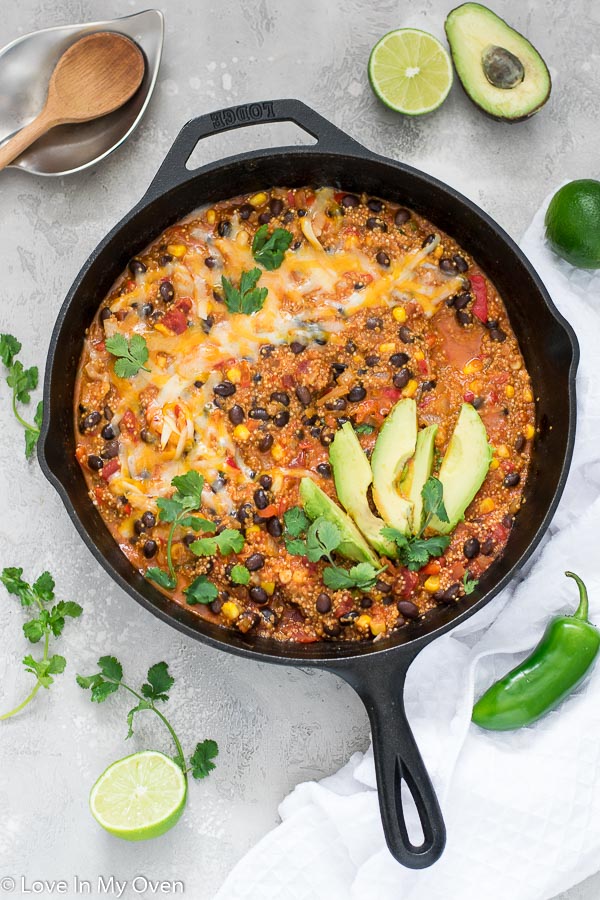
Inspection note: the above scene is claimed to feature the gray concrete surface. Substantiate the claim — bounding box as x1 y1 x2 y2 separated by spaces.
0 1 598 898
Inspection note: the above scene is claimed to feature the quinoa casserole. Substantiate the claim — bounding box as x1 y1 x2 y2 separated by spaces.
74 187 535 643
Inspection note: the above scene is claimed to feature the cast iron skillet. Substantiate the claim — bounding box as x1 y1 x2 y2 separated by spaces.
39 99 578 869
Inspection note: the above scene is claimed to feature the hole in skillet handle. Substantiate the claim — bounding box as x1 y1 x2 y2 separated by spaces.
141 98 369 203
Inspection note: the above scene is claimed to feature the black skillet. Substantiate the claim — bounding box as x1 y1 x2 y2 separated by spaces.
39 99 578 869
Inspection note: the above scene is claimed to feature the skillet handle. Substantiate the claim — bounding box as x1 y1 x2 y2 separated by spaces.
333 652 446 869
143 98 366 201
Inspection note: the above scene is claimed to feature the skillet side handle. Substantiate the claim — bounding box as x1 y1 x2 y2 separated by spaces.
142 98 367 201
333 653 446 869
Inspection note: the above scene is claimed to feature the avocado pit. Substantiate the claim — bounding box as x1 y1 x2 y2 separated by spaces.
482 45 525 89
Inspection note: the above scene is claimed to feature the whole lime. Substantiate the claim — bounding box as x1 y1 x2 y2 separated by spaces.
545 179 600 269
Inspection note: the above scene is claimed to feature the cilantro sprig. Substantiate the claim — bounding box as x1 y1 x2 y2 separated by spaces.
105 333 150 378
221 268 268 315
0 568 82 720
0 333 43 459
382 476 451 572
145 471 217 592
77 657 218 780
463 571 479 595
252 225 293 270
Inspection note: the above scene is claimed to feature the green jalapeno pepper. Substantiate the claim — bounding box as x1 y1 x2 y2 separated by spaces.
472 572 600 731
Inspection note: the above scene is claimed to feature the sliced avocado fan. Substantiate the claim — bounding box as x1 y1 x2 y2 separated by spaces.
299 477 379 567
445 3 551 122
371 398 417 535
329 422 396 557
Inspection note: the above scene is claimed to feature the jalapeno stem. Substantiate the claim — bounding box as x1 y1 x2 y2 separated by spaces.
565 571 589 621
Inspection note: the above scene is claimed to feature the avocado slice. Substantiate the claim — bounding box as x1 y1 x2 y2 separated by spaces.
445 3 551 122
371 398 417 535
329 422 396 558
429 404 492 534
299 477 379 566
400 424 439 535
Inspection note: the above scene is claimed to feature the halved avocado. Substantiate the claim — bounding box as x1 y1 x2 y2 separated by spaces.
445 3 551 122
429 404 492 534
400 424 438 535
329 422 396 557
299 477 379 567
371 398 417 535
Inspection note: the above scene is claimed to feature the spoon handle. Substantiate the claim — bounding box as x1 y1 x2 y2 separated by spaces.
0 109 58 172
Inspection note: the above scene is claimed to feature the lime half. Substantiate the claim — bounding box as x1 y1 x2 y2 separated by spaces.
90 751 187 841
368 28 453 115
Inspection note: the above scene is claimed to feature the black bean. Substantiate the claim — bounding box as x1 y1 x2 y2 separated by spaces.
376 250 390 267
325 399 347 414
367 198 383 212
341 194 359 208
210 597 224 615
100 307 112 321
297 208 307 217
100 440 119 460
486 319 499 329
261 607 277 625
395 208 411 225
399 325 414 344
237 610 260 633
347 385 367 403
457 310 473 326
337 611 358 626
503 472 521 488
360 596 373 609
258 211 272 225
346 339 357 353
439 257 458 274
82 411 101 431
421 380 437 393
237 503 254 524
274 410 290 428
218 220 231 237
502 514 514 529
141 511 156 529
366 217 386 231
489 327 507 343
205 256 217 269
259 474 273 490
249 586 268 605
481 538 495 556
397 599 419 619
316 462 332 478
393 368 411 389
463 538 480 559
290 341 306 355
239 203 253 220
129 259 146 276
422 233 437 247
453 254 469 273
214 381 236 397
140 302 154 317
104 405 113 421
202 316 214 334
454 292 471 310
324 623 341 637
316 593 332 613
320 428 335 447
140 428 156 444
295 386 312 406
390 352 410 367
270 391 290 406
267 516 283 537
158 253 173 266
366 316 383 331
253 489 269 510
260 344 274 358
472 397 484 410
515 434 526 453
258 434 274 452
143 540 158 558
101 423 117 441
249 407 269 421
434 583 461 604
246 552 265 571
159 281 175 303
134 518 146 535
365 355 380 367
374 580 391 595
87 454 103 471
269 197 284 216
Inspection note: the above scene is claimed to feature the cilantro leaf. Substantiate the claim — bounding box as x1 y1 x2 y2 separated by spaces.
90 680 120 703
126 699 152 739
1 567 35 605
146 567 177 590
322 562 381 592
106 333 150 378
221 268 268 315
354 423 375 435
230 564 250 585
155 497 185 523
7 360 38 403
283 506 310 537
23 653 66 689
178 515 215 532
421 477 449 527
252 225 293 271
382 526 450 572
0 333 21 367
305 518 341 562
463 572 478 595
347 563 381 590
33 572 55 603
47 600 83 637
172 471 205 508
141 662 174 702
23 617 46 643
190 528 244 557
185 575 218 605
24 427 39 459
285 538 308 557
76 656 122 702
0 334 42 459
189 739 219 779
98 656 123 682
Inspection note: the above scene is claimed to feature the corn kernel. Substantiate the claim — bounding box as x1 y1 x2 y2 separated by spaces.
489 458 500 470
525 424 535 440
403 379 418 398
236 229 249 246
271 443 285 461
495 444 510 458
480 498 496 514
226 366 242 383
433 244 443 258
463 357 483 376
505 385 515 399
524 388 533 403
167 243 187 258
233 424 250 442
153 323 171 336
356 615 372 631
206 209 216 225
414 349 425 361
221 601 240 621
279 569 292 584
249 192 268 207
370 620 386 636
469 379 483 393
261 581 275 596
393 306 407 323
245 525 261 536
379 341 396 353
424 576 440 592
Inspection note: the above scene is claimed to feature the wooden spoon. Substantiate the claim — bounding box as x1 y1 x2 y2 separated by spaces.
0 32 145 171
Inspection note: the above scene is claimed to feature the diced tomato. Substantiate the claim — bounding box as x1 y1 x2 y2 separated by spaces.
489 390 499 404
464 390 475 403
225 456 240 470
422 560 441 576
126 279 136 291
177 297 193 314
470 274 489 323
400 568 419 598
258 504 278 519
120 409 138 440
492 523 509 544
335 596 355 618
493 371 510 385
382 387 402 402
161 308 187 335
417 358 428 375
334 191 345 203
101 458 120 481
96 341 105 352
287 190 296 207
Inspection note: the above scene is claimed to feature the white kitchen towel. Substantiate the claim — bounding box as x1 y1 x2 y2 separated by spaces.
215 191 600 900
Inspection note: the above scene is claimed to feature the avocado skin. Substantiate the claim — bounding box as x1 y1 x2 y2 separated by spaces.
445 2 551 122
299 477 379 567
